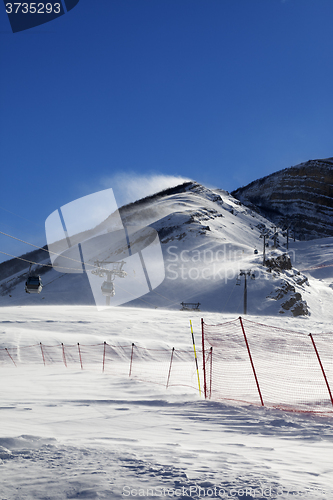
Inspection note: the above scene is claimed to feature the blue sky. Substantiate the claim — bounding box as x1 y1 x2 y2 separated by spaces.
1 0 333 262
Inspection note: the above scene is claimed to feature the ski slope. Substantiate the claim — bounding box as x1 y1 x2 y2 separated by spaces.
0 305 332 499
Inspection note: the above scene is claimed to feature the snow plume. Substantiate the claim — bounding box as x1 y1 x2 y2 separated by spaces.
102 173 191 207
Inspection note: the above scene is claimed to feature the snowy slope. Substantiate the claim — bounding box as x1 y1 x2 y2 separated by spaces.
3 181 332 319
0 306 333 499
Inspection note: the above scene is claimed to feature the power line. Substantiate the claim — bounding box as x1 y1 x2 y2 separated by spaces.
0 250 161 307
0 249 165 308
0 231 176 306
0 230 94 270
0 250 85 272
0 203 179 306
0 205 44 227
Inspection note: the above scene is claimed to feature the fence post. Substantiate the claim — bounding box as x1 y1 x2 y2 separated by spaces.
77 343 83 370
102 342 106 372
201 318 207 399
5 348 16 367
309 334 333 408
209 346 213 399
166 347 175 388
239 316 264 406
40 342 45 366
190 320 201 397
129 343 135 377
61 343 67 368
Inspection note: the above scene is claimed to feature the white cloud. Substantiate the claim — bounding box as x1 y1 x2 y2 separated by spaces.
101 173 192 207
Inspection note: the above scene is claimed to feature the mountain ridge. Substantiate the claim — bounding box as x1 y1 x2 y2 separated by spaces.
2 159 333 316
232 157 333 240
1 180 327 317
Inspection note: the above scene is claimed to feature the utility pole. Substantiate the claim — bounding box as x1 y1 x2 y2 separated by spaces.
238 270 255 315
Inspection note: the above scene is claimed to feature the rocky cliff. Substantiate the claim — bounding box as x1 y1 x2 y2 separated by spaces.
232 157 333 239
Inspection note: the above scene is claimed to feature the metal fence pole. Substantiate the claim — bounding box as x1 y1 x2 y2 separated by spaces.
77 343 83 370
5 348 16 367
209 346 213 399
166 347 175 388
40 342 46 366
201 318 207 399
309 334 333 408
61 343 67 368
129 343 135 377
239 316 264 406
102 342 106 372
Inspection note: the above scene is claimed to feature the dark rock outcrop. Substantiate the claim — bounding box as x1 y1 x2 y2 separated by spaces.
268 278 309 317
232 157 333 239
265 253 292 271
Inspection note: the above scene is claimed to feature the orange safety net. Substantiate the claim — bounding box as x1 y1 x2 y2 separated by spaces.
202 317 333 414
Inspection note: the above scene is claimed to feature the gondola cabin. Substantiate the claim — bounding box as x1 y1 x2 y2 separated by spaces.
25 276 43 294
101 281 115 297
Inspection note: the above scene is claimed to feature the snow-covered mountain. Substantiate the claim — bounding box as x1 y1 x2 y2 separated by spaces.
232 157 333 240
2 180 333 318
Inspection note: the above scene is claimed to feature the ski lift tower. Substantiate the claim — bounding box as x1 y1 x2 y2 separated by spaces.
91 260 127 306
236 269 255 315
260 231 270 266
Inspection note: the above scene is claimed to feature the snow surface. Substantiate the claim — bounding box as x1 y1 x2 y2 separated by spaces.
0 306 333 499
